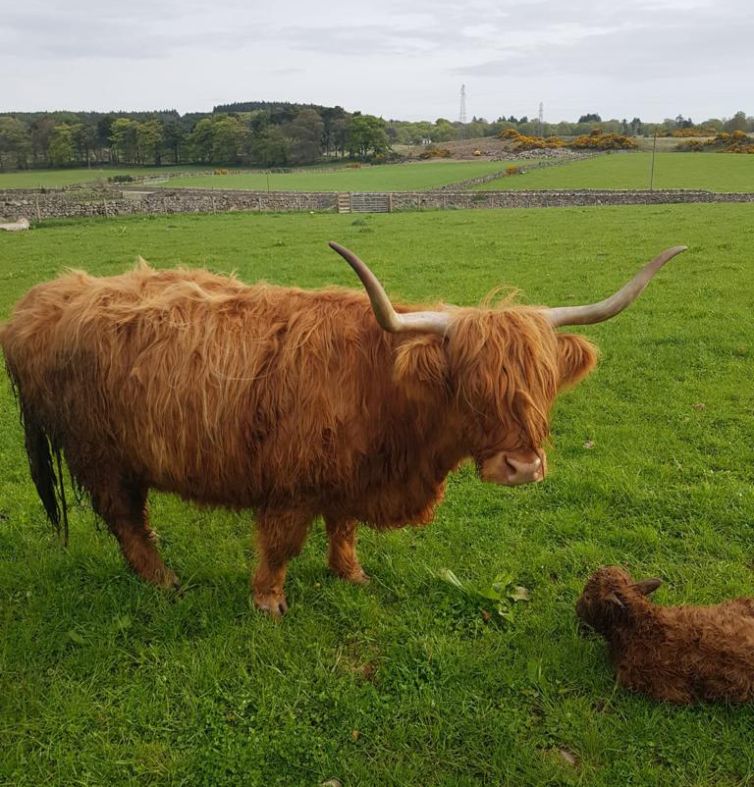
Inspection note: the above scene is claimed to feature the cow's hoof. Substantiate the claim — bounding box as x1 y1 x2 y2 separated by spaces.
347 567 370 585
332 565 370 585
149 567 181 591
254 592 288 618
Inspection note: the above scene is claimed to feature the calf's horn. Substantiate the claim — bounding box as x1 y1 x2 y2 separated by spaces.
329 242 451 335
544 246 687 328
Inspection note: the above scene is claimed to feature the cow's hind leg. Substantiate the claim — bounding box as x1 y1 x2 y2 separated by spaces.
92 476 179 589
325 517 369 584
253 509 312 617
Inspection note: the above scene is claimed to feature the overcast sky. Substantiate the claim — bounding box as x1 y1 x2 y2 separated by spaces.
2 0 751 123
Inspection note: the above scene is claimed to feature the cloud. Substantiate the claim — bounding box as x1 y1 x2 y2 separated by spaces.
0 0 750 119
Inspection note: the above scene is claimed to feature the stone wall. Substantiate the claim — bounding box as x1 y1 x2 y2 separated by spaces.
391 189 754 210
433 152 602 191
0 188 338 221
1 186 753 222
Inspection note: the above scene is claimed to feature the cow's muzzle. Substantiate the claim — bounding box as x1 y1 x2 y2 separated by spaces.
479 450 546 486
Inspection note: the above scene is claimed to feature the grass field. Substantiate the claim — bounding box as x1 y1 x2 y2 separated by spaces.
0 167 207 190
157 160 518 192
0 160 523 193
477 152 754 192
1 205 754 785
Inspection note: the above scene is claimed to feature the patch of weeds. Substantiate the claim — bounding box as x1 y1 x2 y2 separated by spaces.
437 568 531 624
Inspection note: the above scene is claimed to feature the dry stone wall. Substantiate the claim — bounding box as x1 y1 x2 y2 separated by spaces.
1 187 753 222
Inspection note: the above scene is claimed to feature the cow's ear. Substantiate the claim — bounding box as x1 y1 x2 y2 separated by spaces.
393 335 448 402
556 334 598 390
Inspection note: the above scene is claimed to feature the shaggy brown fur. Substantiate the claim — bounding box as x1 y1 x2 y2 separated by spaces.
577 566 754 704
1 261 597 614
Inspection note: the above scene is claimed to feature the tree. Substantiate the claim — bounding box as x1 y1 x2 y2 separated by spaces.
432 118 456 142
48 124 75 167
0 116 31 170
110 118 140 163
250 126 289 167
284 109 324 164
29 116 56 166
186 118 214 163
162 120 185 164
346 115 390 160
137 120 164 165
210 115 250 164
96 116 115 162
578 113 602 123
724 111 747 132
71 122 97 165
320 106 347 156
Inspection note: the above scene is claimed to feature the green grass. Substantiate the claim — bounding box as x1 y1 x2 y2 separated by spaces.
1 205 754 785
477 152 754 192
159 160 518 192
0 166 203 190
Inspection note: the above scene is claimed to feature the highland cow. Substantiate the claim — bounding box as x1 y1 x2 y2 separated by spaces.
1 243 685 615
577 566 754 703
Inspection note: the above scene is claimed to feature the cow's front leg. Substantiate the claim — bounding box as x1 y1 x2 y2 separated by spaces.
253 509 311 616
325 517 369 584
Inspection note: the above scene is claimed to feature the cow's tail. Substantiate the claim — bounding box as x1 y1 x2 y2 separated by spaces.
4 362 70 544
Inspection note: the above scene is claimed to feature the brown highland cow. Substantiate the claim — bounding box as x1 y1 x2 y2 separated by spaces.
1 243 685 615
577 566 754 703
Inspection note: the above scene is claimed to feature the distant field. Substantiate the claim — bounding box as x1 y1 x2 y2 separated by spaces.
477 152 754 192
2 204 754 786
1 160 526 193
158 160 518 192
0 167 202 190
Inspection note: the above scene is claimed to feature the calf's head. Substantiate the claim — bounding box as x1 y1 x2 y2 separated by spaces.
576 565 662 635
329 242 685 487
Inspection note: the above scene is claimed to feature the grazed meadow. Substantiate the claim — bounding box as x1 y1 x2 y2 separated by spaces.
1 203 754 785
477 152 754 192
0 160 516 193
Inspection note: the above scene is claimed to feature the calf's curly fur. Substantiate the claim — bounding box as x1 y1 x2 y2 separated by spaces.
577 566 754 704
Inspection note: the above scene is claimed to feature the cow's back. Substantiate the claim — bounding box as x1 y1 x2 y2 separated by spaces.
1 264 396 508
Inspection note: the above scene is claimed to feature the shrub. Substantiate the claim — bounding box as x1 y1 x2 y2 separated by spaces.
505 165 522 175
676 139 706 152
671 127 717 138
213 168 229 175
108 174 134 183
418 147 452 159
497 129 564 151
569 129 637 151
682 130 754 154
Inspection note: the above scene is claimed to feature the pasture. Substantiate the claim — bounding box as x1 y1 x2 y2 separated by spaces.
0 160 521 194
1 204 754 785
477 152 754 192
0 167 201 190
155 160 519 192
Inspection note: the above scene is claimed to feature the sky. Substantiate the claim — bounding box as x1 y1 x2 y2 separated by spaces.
2 0 752 123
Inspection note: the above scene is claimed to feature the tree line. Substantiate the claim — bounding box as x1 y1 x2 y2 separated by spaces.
389 111 753 145
0 101 751 171
0 103 391 171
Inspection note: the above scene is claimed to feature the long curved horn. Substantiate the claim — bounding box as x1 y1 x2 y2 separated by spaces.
545 246 687 328
329 242 451 335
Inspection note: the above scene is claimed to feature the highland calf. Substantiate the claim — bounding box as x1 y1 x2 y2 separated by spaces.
1 243 685 615
577 566 754 704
